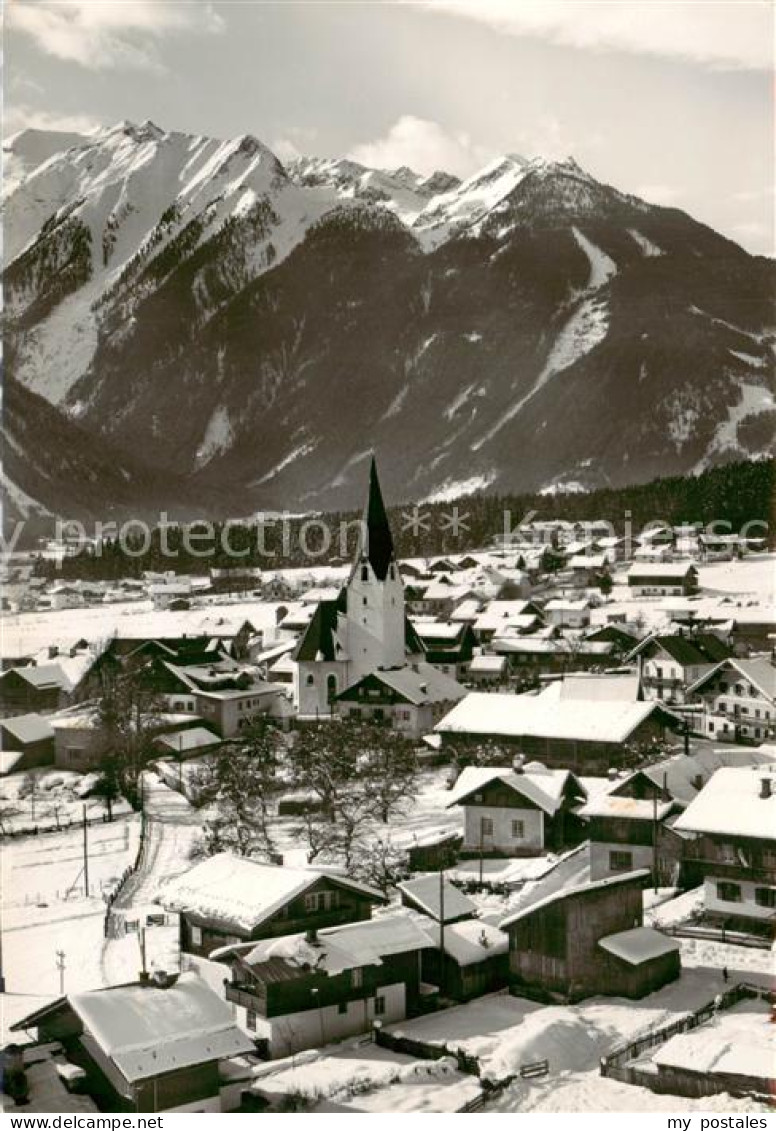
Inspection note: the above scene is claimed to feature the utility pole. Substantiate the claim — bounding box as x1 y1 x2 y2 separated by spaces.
81 804 90 898
439 867 445 996
479 819 485 887
652 786 659 894
56 950 66 995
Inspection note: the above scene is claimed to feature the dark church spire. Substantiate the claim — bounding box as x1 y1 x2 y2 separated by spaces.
356 456 396 581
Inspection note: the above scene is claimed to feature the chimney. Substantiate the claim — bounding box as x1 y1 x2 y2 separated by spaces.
305 928 320 945
48 645 59 659
760 777 772 800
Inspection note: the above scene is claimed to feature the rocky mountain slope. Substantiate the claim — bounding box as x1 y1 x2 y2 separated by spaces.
3 120 774 523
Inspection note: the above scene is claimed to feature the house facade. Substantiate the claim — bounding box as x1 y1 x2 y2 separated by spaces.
581 770 684 883
627 563 699 597
629 633 732 705
333 663 467 738
447 764 587 857
674 768 776 928
224 916 429 1057
160 854 385 960
687 658 775 744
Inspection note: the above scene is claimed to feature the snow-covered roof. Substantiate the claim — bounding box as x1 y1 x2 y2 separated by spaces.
67 974 254 1082
580 793 674 821
447 763 578 816
651 1006 775 1081
0 712 55 745
416 917 509 966
398 875 477 923
436 689 663 745
240 914 431 975
339 663 467 706
628 562 697 579
500 869 650 930
673 767 776 840
1 663 72 691
156 727 222 753
468 655 507 673
686 657 776 702
557 674 642 702
158 853 384 932
598 926 679 965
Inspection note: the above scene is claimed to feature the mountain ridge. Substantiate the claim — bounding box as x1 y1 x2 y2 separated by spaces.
3 120 774 524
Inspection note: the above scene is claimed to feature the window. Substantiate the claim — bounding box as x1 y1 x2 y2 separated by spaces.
361 565 369 582
352 968 363 989
327 675 338 703
755 887 776 909
716 881 742 903
363 597 368 606
473 793 483 802
481 818 494 838
609 850 633 872
246 1009 257 1032
67 748 83 763
305 674 315 687
338 1002 348 1015
511 819 525 839
374 995 386 1016
190 924 203 946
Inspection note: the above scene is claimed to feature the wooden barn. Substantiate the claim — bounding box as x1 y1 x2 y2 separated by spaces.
500 870 680 1002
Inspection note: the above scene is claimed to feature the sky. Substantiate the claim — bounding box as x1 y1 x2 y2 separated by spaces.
5 0 774 254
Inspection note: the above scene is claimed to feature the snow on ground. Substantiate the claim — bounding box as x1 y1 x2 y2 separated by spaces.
628 229 663 257
1 815 140 1041
246 1044 480 1112
697 553 775 598
195 405 235 467
2 598 284 656
388 940 773 1111
490 1068 770 1113
423 474 496 505
693 383 775 473
0 768 132 834
473 228 615 452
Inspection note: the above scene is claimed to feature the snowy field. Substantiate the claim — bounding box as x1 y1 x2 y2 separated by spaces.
697 553 775 597
246 1044 481 1112
0 767 133 834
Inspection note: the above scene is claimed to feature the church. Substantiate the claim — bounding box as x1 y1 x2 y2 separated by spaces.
293 458 467 732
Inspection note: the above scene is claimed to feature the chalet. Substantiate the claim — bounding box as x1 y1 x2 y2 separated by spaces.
333 663 467 738
500 871 680 1001
222 915 430 1057
0 713 55 771
580 770 684 883
472 600 544 642
490 635 616 681
446 763 587 856
10 974 254 1113
544 599 591 629
585 624 640 656
411 621 476 678
159 853 385 959
627 563 699 597
467 654 508 686
0 664 72 718
686 657 775 744
436 685 678 773
674 767 776 928
627 632 732 705
567 555 609 586
194 684 292 737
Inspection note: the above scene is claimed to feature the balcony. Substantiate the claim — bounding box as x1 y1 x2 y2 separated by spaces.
225 983 265 1013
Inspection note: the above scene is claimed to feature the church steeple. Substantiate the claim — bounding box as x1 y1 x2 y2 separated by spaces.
356 456 396 581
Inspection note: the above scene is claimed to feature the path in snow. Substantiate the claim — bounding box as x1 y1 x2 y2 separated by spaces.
100 773 202 984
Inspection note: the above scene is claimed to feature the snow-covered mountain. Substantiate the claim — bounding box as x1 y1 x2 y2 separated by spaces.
3 120 774 522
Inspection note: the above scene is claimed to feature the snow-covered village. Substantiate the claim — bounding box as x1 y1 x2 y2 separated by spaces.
2 456 774 1114
2 0 775 1122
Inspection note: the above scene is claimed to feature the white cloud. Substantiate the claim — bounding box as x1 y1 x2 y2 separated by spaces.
272 137 303 164
417 1 773 70
349 115 491 175
8 0 224 71
4 103 103 136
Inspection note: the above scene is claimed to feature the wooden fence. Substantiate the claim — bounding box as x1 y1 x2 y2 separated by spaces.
103 812 148 937
600 981 774 1095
